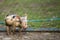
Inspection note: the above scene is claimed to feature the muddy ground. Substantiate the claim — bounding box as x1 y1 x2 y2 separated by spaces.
0 32 60 40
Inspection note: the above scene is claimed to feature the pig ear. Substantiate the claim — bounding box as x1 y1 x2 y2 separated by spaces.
13 16 15 18
6 14 9 16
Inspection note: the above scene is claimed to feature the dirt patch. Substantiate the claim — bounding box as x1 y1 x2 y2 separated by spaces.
0 32 60 40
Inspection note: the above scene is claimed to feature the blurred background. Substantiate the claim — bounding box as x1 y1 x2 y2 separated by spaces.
0 0 60 28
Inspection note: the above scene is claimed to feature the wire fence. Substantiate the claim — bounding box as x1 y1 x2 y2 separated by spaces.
0 18 60 24
0 18 60 31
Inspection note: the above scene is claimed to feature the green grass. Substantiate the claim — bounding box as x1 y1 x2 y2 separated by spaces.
0 0 60 28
